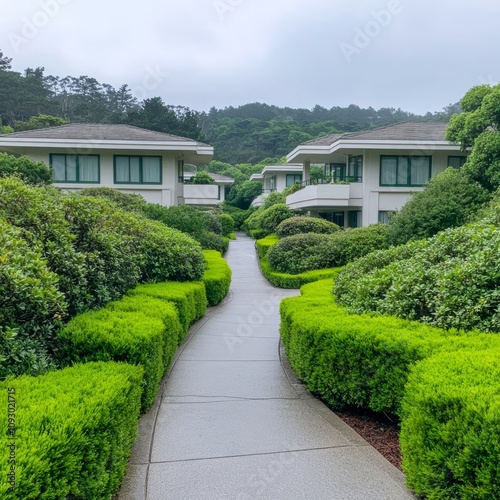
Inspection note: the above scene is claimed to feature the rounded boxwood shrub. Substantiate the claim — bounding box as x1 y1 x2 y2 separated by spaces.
219 213 235 237
276 216 340 238
79 187 147 213
267 233 332 274
259 203 295 233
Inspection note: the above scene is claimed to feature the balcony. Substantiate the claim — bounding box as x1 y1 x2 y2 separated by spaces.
286 176 363 211
183 184 221 206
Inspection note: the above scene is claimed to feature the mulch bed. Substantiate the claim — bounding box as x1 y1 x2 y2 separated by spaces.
335 407 402 470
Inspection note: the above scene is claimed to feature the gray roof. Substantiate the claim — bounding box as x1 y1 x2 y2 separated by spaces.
1 123 210 145
303 122 449 147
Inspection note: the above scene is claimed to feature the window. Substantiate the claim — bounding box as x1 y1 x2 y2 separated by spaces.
270 176 276 192
378 211 390 224
286 174 302 187
348 155 363 180
448 156 467 169
380 155 431 186
114 156 162 184
51 154 100 183
348 210 362 228
178 160 184 183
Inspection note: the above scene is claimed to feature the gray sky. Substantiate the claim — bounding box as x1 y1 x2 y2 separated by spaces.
1 0 499 114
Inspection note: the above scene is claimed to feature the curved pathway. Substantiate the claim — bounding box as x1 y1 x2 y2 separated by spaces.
119 233 414 499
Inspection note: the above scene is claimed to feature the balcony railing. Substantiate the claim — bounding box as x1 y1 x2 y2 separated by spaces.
298 175 363 189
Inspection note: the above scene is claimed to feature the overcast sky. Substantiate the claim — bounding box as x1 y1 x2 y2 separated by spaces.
1 0 499 114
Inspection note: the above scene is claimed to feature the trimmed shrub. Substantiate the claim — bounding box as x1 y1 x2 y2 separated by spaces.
127 282 207 335
268 225 389 275
249 229 268 240
191 171 214 184
261 257 342 289
0 153 52 185
202 250 232 306
280 280 495 415
0 362 143 499
335 223 500 332
262 191 286 209
267 233 332 274
255 234 279 258
387 168 490 246
223 205 254 230
58 309 166 411
0 220 65 378
401 348 500 499
275 216 340 238
259 203 295 233
198 230 229 255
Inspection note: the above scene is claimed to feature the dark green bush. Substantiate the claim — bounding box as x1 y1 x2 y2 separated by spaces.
262 191 286 209
268 225 389 275
202 250 232 306
335 223 500 332
79 187 147 213
0 220 65 378
198 230 229 255
190 171 214 184
267 233 333 274
0 362 143 499
259 203 295 233
387 168 490 245
0 153 52 185
222 205 253 230
219 213 235 237
275 216 340 238
0 178 88 317
401 348 500 499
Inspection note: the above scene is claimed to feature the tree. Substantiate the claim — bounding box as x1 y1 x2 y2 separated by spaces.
0 50 12 71
13 114 68 131
446 84 500 191
387 168 490 245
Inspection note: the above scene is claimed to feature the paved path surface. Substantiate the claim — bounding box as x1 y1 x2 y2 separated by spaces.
119 233 415 500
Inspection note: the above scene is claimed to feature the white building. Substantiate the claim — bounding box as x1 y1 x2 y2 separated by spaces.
249 164 303 207
183 172 234 206
285 122 466 228
0 123 214 206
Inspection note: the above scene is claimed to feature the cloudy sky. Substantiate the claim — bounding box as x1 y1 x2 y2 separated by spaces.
1 0 499 114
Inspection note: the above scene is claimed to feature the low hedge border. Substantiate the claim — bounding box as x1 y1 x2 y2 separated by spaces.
202 249 232 306
0 362 143 499
255 234 279 259
260 255 342 289
58 281 206 412
280 279 500 498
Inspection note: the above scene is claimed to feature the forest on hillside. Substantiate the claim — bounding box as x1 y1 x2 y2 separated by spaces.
0 49 459 164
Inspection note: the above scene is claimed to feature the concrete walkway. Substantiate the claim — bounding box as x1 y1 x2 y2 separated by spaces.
119 233 415 500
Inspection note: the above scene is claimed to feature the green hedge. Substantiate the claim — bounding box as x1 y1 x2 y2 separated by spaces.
255 234 279 258
58 282 205 411
275 216 340 238
202 250 232 306
280 280 495 415
261 257 341 289
249 229 269 240
0 362 142 499
401 349 500 499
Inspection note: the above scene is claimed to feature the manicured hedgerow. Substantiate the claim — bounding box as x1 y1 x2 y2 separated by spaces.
255 234 280 259
0 362 143 500
401 348 500 499
202 250 232 306
280 280 495 415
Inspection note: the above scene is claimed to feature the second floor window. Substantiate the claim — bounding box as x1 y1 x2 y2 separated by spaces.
286 174 302 187
114 156 162 184
380 155 432 187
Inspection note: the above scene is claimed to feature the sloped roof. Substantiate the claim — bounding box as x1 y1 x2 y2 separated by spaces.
303 122 448 147
1 123 210 146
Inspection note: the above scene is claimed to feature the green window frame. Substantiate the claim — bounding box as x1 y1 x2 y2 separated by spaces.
348 155 363 179
448 156 467 169
50 154 100 183
286 174 302 187
348 210 362 228
177 160 184 183
380 155 432 187
114 155 162 185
